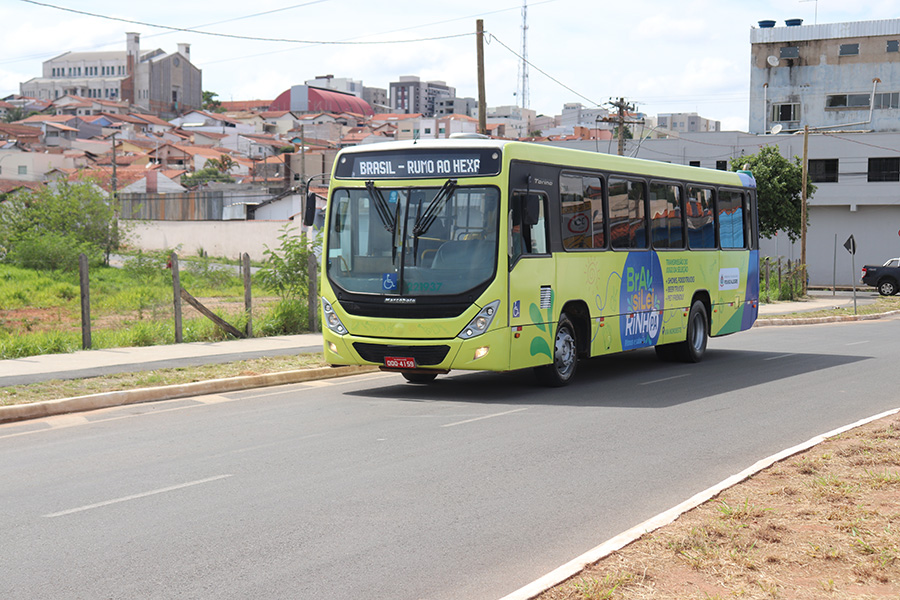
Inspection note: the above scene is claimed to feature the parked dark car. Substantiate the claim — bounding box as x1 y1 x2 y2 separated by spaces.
861 258 900 296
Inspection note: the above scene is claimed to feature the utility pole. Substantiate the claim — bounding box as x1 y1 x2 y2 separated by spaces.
595 98 643 156
801 124 809 295
108 131 119 264
476 19 487 135
611 97 635 156
110 131 118 199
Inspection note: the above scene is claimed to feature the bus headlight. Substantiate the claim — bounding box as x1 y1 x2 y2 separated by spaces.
322 298 347 335
457 300 500 339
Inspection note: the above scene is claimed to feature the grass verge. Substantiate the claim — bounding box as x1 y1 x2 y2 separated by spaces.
538 414 900 599
0 353 327 407
758 294 900 320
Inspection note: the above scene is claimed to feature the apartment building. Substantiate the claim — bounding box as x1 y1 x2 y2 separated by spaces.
389 76 456 117
657 112 721 133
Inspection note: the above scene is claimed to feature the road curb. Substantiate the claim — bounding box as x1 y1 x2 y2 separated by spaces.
755 308 900 326
0 365 378 424
499 406 900 600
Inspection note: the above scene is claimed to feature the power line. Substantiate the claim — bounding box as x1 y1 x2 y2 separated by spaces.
488 33 601 107
19 0 472 45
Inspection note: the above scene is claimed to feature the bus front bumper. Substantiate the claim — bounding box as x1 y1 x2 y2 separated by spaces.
323 327 511 373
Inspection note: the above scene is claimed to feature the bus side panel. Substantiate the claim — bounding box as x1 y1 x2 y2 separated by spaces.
715 249 759 336
508 255 558 369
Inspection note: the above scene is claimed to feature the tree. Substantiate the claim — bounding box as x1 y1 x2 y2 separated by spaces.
3 106 34 123
732 145 816 241
205 155 235 174
202 91 224 113
0 180 121 269
181 166 234 187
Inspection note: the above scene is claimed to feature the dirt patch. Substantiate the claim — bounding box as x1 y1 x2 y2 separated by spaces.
537 414 900 599
0 307 78 334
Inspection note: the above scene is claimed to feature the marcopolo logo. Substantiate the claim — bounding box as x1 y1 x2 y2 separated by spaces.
619 252 664 351
718 268 740 291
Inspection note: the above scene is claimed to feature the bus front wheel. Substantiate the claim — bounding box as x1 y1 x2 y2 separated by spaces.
535 315 578 387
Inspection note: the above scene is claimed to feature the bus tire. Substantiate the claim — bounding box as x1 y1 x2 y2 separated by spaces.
535 315 578 387
675 300 709 363
402 372 438 384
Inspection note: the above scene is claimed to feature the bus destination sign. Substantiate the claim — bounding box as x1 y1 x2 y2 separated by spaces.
336 149 501 179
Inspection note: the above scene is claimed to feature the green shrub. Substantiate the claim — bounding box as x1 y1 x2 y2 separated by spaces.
6 232 102 271
256 299 308 336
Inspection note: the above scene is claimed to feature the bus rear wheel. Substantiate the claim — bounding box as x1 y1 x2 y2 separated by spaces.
657 300 708 363
535 315 578 387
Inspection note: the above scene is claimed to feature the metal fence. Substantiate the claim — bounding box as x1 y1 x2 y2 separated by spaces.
120 191 225 221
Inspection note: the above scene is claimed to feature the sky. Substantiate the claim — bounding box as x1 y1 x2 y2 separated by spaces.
2 0 900 131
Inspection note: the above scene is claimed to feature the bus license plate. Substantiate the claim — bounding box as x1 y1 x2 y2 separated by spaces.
384 356 416 369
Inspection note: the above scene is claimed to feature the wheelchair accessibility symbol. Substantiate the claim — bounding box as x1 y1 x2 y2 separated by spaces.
382 273 398 291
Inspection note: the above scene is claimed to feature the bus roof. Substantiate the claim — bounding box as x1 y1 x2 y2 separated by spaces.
336 139 754 188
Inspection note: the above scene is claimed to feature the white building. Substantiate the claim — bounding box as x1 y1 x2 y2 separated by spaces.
750 18 900 134
20 33 201 117
487 105 536 139
542 131 900 287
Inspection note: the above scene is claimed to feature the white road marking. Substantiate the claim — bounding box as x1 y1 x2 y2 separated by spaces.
845 340 869 346
640 374 690 386
44 474 233 518
763 353 797 361
440 408 528 428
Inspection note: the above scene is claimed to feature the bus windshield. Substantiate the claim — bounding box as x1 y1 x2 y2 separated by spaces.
327 185 500 297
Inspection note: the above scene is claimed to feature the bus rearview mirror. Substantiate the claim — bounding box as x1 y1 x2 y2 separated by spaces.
523 195 540 226
303 192 317 227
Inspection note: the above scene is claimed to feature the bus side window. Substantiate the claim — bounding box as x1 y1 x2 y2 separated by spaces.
510 191 548 262
718 190 746 249
560 173 604 250
650 181 684 249
686 186 716 249
608 178 647 249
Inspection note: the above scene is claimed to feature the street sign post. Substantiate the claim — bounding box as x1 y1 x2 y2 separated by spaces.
844 235 857 314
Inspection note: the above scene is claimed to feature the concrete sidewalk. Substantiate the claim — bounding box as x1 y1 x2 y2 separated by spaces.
0 333 323 388
757 289 877 317
0 289 881 388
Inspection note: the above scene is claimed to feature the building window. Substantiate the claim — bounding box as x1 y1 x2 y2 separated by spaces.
689 160 700 167
826 94 870 108
839 43 860 56
868 157 900 182
809 159 839 183
771 103 800 122
780 46 799 59
874 92 900 109
716 161 728 171
18 165 26 176
887 40 899 53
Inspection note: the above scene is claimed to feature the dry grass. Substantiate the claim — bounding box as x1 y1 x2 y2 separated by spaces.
538 415 900 599
0 353 327 406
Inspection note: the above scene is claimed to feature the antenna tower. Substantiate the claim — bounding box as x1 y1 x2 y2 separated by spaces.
517 0 530 109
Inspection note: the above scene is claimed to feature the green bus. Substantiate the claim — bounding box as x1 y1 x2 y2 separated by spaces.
310 138 759 386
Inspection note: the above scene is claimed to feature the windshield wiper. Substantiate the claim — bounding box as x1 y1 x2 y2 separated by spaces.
365 180 395 233
411 179 457 267
413 179 457 237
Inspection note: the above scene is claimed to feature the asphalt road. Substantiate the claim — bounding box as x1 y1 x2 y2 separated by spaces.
2 316 898 599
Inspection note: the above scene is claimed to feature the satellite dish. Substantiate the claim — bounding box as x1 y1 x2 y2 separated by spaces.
771 124 783 135
767 55 780 67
